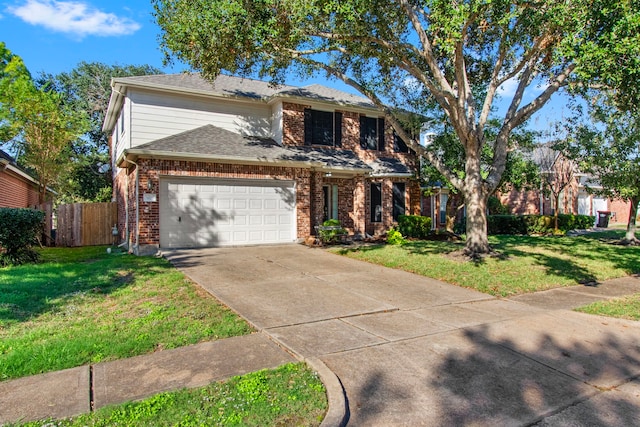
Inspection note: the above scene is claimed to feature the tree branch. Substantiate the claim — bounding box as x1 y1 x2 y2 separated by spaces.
297 57 464 189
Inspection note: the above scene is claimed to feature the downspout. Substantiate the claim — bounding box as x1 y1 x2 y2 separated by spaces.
123 157 139 254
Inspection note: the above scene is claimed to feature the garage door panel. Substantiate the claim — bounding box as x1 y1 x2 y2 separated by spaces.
160 178 296 248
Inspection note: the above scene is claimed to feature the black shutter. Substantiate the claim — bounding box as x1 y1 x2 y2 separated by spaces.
359 116 366 149
378 117 385 151
334 112 342 147
304 109 312 146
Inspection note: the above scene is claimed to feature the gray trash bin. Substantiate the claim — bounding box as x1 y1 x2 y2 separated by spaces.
597 211 611 228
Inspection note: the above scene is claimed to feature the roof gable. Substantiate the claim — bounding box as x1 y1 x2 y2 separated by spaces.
105 73 376 132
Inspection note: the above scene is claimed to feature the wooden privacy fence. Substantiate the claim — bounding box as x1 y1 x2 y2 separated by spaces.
56 202 118 247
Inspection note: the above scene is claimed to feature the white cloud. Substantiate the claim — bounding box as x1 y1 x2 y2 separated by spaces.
496 77 519 98
7 0 141 38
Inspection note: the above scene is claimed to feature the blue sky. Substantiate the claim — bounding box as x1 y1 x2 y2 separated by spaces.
0 0 566 133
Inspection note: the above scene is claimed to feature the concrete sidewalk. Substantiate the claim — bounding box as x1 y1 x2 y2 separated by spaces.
1 244 639 426
0 334 295 425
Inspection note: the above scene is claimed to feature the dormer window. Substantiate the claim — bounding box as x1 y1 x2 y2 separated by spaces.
360 116 385 151
304 109 342 147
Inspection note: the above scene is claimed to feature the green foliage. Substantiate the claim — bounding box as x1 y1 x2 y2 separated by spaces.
2 67 88 203
1 42 31 143
317 219 347 244
397 215 432 239
487 215 528 235
38 62 163 203
18 363 327 427
0 208 44 266
0 247 251 380
562 91 640 242
153 0 638 256
485 214 594 235
487 196 509 215
386 228 406 245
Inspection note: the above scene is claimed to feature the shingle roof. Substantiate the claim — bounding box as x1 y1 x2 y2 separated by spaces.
277 84 375 108
113 73 374 107
131 125 371 171
367 157 413 176
0 149 15 164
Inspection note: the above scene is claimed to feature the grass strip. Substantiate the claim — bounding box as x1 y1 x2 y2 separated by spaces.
0 247 252 381
11 362 327 427
575 294 640 320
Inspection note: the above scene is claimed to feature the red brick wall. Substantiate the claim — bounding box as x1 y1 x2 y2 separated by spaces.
0 169 40 208
282 102 307 146
498 188 541 215
281 102 418 169
609 198 633 225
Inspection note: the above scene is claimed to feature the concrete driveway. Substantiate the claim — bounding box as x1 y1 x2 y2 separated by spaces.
165 244 640 426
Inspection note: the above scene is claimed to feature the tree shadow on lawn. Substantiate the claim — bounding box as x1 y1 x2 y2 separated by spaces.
495 235 640 282
346 318 640 426
0 253 170 327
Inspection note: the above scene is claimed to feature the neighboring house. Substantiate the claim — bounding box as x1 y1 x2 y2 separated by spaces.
103 74 421 254
498 146 632 226
0 149 41 208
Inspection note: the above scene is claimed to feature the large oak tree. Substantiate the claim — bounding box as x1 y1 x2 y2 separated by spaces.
152 0 638 256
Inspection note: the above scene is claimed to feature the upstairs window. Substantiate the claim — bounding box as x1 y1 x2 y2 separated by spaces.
360 116 385 151
304 109 342 147
393 131 410 153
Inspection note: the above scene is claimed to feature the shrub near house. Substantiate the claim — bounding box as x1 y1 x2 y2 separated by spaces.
487 214 594 235
0 208 44 266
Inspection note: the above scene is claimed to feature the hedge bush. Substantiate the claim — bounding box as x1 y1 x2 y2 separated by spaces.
487 215 528 235
485 214 595 235
397 215 432 239
0 208 45 266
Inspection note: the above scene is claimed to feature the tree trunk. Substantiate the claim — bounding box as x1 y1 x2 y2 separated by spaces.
623 197 639 244
553 194 560 232
464 187 491 257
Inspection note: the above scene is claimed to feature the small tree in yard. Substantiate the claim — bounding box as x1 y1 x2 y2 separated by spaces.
564 95 640 245
536 145 576 233
0 208 45 266
153 0 637 258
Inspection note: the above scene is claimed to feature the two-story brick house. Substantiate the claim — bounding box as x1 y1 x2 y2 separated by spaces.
103 74 421 254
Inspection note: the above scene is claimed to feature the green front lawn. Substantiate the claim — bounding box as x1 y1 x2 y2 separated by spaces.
0 246 253 381
13 363 327 427
333 231 640 297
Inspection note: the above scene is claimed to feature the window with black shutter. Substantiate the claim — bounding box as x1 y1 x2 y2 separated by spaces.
393 131 409 153
360 116 385 150
304 109 341 146
392 182 406 221
370 183 382 223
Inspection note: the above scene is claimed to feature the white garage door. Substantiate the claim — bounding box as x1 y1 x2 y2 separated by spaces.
160 177 296 248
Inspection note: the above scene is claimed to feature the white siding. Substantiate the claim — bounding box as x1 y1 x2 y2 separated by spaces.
112 97 131 172
271 101 283 145
128 89 272 147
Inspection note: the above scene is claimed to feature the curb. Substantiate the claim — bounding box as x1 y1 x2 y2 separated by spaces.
305 357 349 427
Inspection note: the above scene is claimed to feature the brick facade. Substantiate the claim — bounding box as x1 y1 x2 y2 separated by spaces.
118 159 312 252
116 101 422 252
